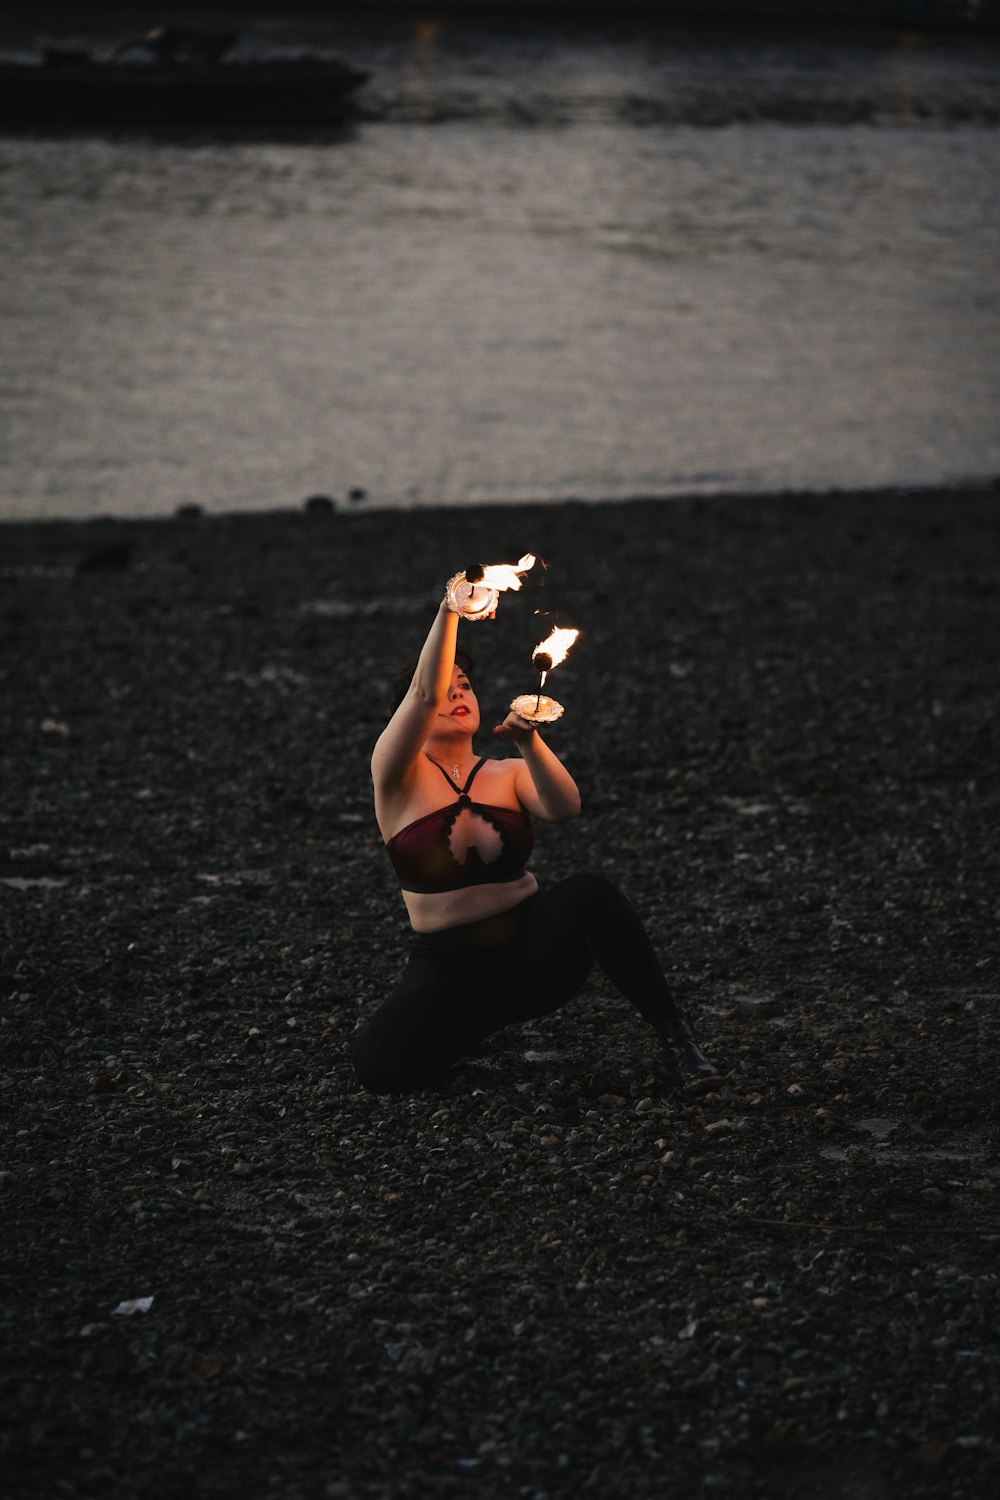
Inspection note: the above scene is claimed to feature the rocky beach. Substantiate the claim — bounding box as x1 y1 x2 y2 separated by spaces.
3 486 998 1498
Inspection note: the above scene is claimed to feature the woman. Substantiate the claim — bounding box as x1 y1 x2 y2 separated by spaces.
353 580 720 1095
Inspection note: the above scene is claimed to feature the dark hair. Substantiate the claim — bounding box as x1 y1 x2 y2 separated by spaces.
390 648 476 713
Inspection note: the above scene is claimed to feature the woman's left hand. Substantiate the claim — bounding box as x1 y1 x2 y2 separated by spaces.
493 711 537 743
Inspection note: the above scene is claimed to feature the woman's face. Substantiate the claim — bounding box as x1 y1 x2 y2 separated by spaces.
434 663 480 737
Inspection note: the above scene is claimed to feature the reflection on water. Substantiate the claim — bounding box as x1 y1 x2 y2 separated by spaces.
0 20 998 519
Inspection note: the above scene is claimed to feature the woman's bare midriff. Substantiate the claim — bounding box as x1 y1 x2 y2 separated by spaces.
401 871 539 934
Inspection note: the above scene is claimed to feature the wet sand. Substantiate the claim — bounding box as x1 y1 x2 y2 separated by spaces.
3 485 999 1497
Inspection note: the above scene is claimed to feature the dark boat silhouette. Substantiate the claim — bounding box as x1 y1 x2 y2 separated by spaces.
0 27 368 130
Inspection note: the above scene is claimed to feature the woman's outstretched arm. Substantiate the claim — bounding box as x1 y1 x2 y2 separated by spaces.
371 598 458 794
494 713 582 823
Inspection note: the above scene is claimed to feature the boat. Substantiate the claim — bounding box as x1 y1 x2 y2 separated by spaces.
0 29 369 130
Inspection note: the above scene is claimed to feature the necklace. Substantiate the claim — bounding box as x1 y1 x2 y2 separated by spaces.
429 754 465 785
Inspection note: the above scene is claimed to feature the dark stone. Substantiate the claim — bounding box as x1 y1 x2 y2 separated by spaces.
76 540 134 572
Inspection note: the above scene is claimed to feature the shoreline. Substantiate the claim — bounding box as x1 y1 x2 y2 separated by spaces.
2 476 997 535
5 482 999 1498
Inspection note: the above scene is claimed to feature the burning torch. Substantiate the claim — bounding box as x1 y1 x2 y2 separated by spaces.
445 554 536 620
510 625 580 725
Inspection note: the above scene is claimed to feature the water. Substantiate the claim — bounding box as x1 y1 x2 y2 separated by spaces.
1 16 999 520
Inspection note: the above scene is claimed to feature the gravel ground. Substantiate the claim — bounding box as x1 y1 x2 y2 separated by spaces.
2 488 999 1499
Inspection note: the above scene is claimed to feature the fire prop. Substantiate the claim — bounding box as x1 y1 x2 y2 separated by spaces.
445 554 536 621
510 625 580 724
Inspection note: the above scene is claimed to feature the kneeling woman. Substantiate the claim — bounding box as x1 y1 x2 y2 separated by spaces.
353 583 720 1095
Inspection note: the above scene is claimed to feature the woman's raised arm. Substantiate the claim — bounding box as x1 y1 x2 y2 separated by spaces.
371 597 459 794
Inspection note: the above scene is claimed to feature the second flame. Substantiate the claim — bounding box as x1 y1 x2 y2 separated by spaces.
532 625 580 687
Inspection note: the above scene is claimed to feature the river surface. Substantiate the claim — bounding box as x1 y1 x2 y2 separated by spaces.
1 13 998 519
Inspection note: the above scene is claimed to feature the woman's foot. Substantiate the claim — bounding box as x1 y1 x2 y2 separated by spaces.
657 1014 723 1092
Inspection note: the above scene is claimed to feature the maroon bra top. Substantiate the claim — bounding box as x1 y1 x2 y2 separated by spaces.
386 758 534 895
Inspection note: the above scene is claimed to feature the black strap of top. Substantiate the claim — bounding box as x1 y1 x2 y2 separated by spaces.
428 756 487 797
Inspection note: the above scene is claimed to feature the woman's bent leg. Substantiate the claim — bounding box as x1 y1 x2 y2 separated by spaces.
509 874 720 1088
510 873 682 1026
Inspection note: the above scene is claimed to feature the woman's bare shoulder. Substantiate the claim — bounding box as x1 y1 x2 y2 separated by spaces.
474 753 522 797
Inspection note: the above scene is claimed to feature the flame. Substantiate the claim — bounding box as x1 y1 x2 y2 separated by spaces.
532 626 579 687
479 553 536 593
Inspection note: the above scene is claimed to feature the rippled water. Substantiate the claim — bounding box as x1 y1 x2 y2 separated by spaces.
1 16 998 519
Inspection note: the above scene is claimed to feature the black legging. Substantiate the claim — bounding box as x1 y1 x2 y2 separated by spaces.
353 872 682 1094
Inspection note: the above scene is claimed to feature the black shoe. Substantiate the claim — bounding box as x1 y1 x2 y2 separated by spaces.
657 1014 722 1092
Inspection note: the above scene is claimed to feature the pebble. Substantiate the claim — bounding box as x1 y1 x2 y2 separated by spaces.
5 491 998 1500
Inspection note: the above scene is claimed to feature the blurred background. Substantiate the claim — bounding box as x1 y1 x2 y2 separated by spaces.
1 2 998 519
